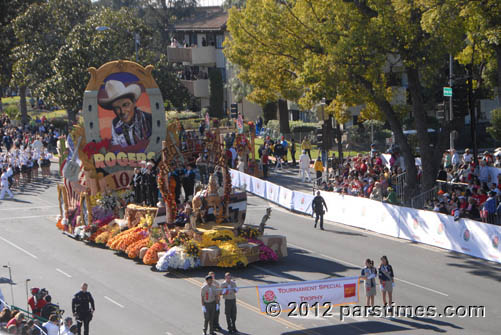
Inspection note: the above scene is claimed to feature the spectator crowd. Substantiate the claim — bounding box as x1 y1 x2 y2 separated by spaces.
0 287 78 335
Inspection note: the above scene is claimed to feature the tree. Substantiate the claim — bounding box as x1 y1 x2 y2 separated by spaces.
225 0 472 200
152 54 192 110
42 7 152 122
0 0 40 91
10 0 92 123
141 0 198 51
208 68 225 118
487 108 501 141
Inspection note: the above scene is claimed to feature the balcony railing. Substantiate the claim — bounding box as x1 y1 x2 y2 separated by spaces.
180 79 210 98
167 46 217 65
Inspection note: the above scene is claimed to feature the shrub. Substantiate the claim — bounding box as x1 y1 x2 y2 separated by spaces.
4 105 20 120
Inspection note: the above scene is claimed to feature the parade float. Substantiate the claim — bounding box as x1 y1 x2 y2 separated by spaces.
56 60 287 271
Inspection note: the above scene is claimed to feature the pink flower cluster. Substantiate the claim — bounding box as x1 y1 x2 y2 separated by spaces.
248 239 279 262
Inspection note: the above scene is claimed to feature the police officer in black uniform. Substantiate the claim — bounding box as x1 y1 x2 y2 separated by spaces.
72 283 95 335
130 168 144 204
145 161 158 206
312 191 328 230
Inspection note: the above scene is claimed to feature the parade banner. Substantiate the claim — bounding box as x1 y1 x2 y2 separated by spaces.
251 176 267 198
256 277 360 313
266 181 281 204
292 191 314 215
278 186 293 210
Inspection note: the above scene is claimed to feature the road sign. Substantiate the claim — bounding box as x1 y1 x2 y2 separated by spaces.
443 87 452 97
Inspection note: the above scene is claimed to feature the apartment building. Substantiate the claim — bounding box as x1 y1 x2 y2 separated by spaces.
167 6 262 121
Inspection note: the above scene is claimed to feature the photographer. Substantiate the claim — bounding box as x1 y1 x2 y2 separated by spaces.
41 296 61 321
28 288 47 317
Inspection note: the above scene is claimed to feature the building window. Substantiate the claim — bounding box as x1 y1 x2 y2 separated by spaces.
216 34 224 49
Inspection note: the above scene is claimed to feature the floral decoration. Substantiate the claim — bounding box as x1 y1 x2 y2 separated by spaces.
156 246 200 271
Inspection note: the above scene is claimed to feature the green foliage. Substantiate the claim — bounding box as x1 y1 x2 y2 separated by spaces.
152 54 192 110
487 108 501 141
4 105 20 119
0 0 39 88
266 120 319 135
42 7 152 117
11 0 92 89
208 68 224 118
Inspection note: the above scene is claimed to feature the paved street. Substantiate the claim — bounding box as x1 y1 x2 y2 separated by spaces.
1 174 500 334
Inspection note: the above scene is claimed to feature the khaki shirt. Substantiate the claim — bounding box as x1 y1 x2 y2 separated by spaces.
201 284 217 303
221 280 237 300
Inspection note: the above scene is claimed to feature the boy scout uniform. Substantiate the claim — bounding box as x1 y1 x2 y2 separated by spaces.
221 280 238 333
201 283 217 335
212 278 222 330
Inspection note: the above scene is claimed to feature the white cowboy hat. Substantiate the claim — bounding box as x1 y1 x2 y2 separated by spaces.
98 80 141 110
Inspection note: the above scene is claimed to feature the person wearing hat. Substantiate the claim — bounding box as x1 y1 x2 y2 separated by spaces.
201 275 217 335
98 80 152 148
28 288 47 317
384 187 397 204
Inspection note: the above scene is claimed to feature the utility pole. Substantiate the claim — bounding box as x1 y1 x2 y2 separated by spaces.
134 32 140 62
449 54 454 151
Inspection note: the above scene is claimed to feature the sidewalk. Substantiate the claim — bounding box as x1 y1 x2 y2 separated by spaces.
263 164 314 194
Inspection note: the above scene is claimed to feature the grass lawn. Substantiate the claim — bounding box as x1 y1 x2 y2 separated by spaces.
253 137 367 161
29 109 67 119
1 96 20 105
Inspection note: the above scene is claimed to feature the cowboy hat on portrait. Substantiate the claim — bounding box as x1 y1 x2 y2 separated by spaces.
98 80 142 110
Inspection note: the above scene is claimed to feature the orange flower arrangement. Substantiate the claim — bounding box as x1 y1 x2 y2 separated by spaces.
56 218 64 231
126 238 150 259
143 242 166 265
115 229 147 252
107 227 142 249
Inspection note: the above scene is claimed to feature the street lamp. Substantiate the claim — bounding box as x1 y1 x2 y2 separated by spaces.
2 264 14 306
95 26 140 62
25 279 31 311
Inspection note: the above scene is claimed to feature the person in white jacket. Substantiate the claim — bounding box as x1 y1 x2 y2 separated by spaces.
299 150 311 182
0 169 14 200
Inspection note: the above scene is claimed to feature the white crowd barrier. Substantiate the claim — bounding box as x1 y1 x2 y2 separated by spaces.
231 169 501 264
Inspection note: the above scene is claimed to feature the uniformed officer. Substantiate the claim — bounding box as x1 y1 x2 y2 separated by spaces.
312 191 328 230
220 272 238 334
130 168 143 204
72 283 95 335
208 271 222 331
145 162 158 206
201 275 217 335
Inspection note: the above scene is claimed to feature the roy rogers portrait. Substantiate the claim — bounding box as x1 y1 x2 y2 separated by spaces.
98 80 152 148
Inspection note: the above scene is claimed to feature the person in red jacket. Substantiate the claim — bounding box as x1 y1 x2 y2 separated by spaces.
27 288 47 317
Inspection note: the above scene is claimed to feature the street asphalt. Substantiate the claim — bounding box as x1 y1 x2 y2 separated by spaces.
0 167 500 334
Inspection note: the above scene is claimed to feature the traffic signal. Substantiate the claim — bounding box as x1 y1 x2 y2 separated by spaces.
452 83 468 117
435 102 446 120
230 103 238 118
